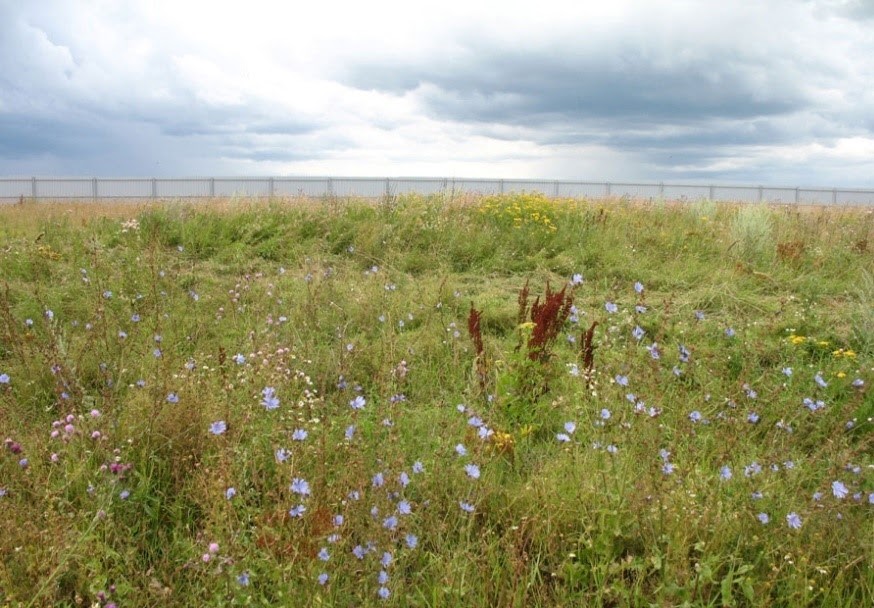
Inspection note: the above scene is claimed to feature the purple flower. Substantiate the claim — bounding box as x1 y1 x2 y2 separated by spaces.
372 472 385 488
261 386 280 410
412 461 424 474
571 273 584 286
209 420 227 435
632 326 645 341
455 444 467 457
814 373 828 388
290 478 311 496
852 378 864 387
405 533 418 549
615 375 629 387
317 547 330 561
289 505 306 518
662 462 675 475
634 281 644 294
350 395 366 410
237 572 250 586
747 412 760 424
600 408 611 420
345 425 356 440
757 513 770 524
378 587 390 599
832 480 849 499
724 327 735 338
605 301 618 314
275 448 290 463
564 421 576 434
0 373 9 384
352 545 366 559
719 465 732 480
292 428 308 441
556 433 571 443
381 551 393 567
225 487 237 500
782 367 793 377
317 573 328 585
786 512 802 529
464 464 481 480
166 392 179 404
397 500 412 515
233 353 246 365
399 471 410 487
378 570 389 584
689 411 702 423
383 515 398 530
459 501 475 513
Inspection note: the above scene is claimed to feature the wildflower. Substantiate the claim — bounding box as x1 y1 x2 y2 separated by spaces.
262 387 280 410
468 416 483 428
751 491 764 500
45 310 54 321
0 373 10 384
695 310 705 320
275 448 290 463
720 465 732 480
814 373 828 388
757 513 770 524
383 515 398 530
724 327 735 338
782 367 793 377
289 505 306 518
600 408 611 420
744 462 762 477
459 501 475 513
412 461 424 474
464 464 481 480
378 587 390 599
477 426 493 439
662 462 675 475
233 353 245 365
568 363 580 376
812 491 823 501
209 421 227 435
564 421 576 434
615 374 629 387
634 281 644 294
317 547 330 561
405 533 418 549
352 545 366 559
832 480 849 499
606 444 618 454
153 348 162 358
747 412 760 424
399 471 410 487
290 478 311 496
632 326 645 341
659 449 671 462
689 411 702 423
786 512 802 529
571 273 584 286
350 395 366 410
852 378 864 388
378 570 389 584
119 489 130 500
292 428 308 441
455 444 467 457
398 500 412 515
381 551 393 567
635 305 647 314
345 425 356 440
647 343 660 360
237 572 250 586
556 433 571 443
605 301 618 314
166 392 179 404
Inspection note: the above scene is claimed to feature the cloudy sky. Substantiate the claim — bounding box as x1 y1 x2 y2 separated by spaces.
2 0 874 186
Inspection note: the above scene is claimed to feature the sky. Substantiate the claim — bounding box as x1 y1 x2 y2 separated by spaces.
1 0 874 187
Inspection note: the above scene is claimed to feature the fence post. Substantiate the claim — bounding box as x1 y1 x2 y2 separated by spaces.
210 178 215 197
92 177 98 201
832 188 837 205
268 177 275 199
31 177 37 200
757 186 763 202
385 178 390 199
605 182 611 197
659 182 665 197
553 180 559 197
499 179 504 194
327 178 334 198
709 185 715 200
795 187 799 203
151 178 157 199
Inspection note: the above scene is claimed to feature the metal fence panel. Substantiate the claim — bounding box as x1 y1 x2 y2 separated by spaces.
155 179 210 198
556 182 610 198
836 189 874 205
214 178 270 197
713 186 760 202
98 179 153 198
0 178 33 199
274 178 330 197
37 178 93 198
1 176 873 205
798 189 834 205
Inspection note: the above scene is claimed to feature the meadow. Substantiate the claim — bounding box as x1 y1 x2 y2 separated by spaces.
0 193 872 607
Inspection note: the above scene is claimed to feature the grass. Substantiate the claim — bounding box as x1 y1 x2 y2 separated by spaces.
0 193 872 607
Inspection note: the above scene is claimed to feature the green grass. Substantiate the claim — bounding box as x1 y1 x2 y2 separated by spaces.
1 194 872 607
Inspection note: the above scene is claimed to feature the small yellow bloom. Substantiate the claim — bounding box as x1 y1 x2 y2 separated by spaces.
836 372 846 378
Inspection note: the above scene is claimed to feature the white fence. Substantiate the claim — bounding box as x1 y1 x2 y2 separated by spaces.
1 176 874 205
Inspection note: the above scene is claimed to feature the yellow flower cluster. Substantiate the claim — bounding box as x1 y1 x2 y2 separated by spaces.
788 335 831 347
831 348 857 359
478 192 561 232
